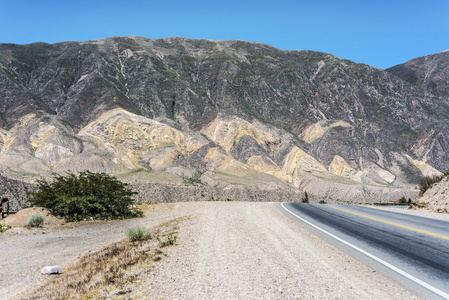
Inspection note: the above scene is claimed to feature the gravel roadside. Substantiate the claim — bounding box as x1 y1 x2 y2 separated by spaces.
1 202 420 299
103 202 417 299
0 203 199 299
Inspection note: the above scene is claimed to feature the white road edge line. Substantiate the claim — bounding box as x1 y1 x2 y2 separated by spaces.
280 203 449 299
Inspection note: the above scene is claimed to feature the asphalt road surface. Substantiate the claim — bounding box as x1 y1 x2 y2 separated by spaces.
280 203 449 300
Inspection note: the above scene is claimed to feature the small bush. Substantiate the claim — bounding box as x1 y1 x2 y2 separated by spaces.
183 173 203 185
166 234 177 246
0 223 10 232
396 196 407 204
28 213 45 227
319 200 327 204
156 234 177 247
125 226 152 242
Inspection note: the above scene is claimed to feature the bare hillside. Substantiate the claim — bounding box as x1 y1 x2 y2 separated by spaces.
409 176 449 213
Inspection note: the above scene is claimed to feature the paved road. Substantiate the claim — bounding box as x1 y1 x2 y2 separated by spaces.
280 203 449 300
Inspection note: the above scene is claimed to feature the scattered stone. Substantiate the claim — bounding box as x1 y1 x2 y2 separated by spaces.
41 266 63 275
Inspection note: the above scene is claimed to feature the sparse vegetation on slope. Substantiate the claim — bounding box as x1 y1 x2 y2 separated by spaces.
396 196 411 204
183 173 204 185
29 171 142 221
418 171 449 196
23 213 184 300
409 170 449 213
25 239 160 299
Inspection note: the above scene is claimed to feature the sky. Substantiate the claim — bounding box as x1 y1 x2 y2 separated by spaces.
1 0 448 69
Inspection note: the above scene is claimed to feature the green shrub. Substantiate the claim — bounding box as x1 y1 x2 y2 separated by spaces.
166 234 177 246
396 196 407 204
28 213 45 227
29 171 142 222
183 173 203 185
125 226 152 242
0 223 10 232
156 234 177 247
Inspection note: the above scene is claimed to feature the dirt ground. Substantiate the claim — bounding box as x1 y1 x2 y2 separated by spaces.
1 202 421 299
2 207 65 228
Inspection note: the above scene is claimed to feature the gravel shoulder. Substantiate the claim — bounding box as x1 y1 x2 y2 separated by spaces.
0 203 199 299
1 202 420 299
107 202 416 299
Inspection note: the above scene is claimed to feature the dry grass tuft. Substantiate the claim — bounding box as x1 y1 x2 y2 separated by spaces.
23 217 188 299
24 240 155 299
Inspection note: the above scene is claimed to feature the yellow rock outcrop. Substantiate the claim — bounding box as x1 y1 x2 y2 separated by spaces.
0 130 10 151
246 156 281 174
79 108 204 167
328 155 355 178
202 117 276 152
30 124 58 148
282 147 327 178
408 156 442 177
0 114 38 153
299 120 353 143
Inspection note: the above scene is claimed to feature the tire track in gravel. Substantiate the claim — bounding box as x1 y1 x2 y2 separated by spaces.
142 202 417 299
9 202 418 299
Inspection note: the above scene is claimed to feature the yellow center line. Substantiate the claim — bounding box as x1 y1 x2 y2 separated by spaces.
329 205 449 241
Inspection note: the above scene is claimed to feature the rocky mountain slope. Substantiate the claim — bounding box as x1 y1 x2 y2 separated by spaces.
386 50 449 100
409 176 449 213
0 36 447 204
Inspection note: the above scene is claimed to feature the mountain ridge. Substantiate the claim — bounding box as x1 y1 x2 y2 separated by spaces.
0 36 447 206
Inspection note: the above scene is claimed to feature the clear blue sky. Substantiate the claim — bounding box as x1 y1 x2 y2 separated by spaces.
1 0 448 68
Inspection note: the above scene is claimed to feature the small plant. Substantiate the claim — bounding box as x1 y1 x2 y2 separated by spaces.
302 192 309 203
396 196 407 204
0 223 10 233
125 226 152 242
183 173 203 185
156 234 177 247
28 213 45 227
166 234 177 245
319 200 327 204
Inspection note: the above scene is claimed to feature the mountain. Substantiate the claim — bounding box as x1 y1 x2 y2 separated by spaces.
0 36 447 205
386 50 449 100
